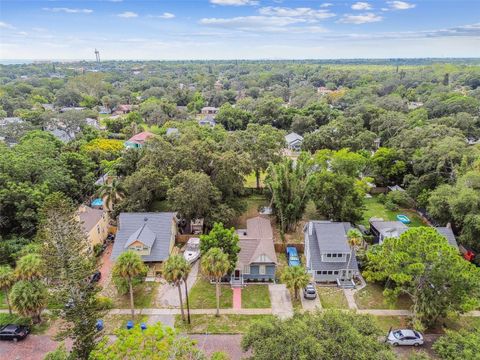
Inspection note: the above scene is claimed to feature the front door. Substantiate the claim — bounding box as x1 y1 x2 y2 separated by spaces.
234 270 240 279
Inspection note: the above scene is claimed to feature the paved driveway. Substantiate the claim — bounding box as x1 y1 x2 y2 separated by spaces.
268 284 293 319
300 292 322 312
0 335 59 360
157 260 199 307
190 334 248 360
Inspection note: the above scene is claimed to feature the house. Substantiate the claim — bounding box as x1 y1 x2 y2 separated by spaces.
111 212 177 275
369 219 408 244
85 118 101 129
124 131 155 149
60 107 85 113
407 101 424 110
78 205 109 250
165 128 179 137
388 185 405 192
201 106 219 116
47 127 76 142
41 104 54 111
436 226 459 250
198 115 216 127
114 104 133 115
285 132 304 152
304 221 359 287
98 106 111 114
232 216 277 286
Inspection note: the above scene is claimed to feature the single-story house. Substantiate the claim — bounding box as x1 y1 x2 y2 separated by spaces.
232 216 277 286
369 219 408 244
201 106 219 116
114 104 133 115
124 131 155 149
198 115 216 127
78 205 109 250
47 127 76 142
60 107 85 113
111 212 177 276
0 117 23 128
436 226 459 250
285 132 304 152
304 221 359 287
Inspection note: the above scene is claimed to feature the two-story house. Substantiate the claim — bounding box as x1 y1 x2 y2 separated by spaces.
78 205 109 250
304 221 359 287
285 132 304 152
111 212 177 276
231 216 277 286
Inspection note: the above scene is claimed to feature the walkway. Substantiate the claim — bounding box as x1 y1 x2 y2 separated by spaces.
268 284 293 319
232 288 242 310
157 260 199 307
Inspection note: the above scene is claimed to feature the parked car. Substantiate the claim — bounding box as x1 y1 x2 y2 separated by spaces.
386 329 424 346
90 271 101 283
303 283 317 299
0 324 29 341
183 237 201 264
286 246 301 267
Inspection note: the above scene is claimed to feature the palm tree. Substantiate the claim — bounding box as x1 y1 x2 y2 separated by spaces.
10 280 47 323
201 248 230 317
346 229 363 280
113 251 147 319
281 266 310 300
99 178 125 211
163 255 190 322
15 254 44 281
0 265 15 314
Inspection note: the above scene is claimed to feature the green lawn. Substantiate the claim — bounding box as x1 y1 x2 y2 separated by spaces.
317 287 349 309
361 196 426 227
188 278 233 309
114 282 159 309
175 314 273 334
244 172 266 188
103 314 149 334
242 285 271 308
373 315 409 333
355 283 412 310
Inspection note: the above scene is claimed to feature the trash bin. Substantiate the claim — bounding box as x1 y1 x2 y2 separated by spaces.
126 320 134 330
140 323 147 331
96 319 104 331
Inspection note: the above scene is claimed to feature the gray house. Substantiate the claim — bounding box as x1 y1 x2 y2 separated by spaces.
285 132 303 152
436 226 459 249
232 216 277 286
304 221 359 287
369 219 408 244
111 212 177 276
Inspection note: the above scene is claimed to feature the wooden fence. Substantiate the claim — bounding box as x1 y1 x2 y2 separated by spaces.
274 242 304 254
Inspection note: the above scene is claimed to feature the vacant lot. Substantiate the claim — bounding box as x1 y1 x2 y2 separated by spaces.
175 314 273 334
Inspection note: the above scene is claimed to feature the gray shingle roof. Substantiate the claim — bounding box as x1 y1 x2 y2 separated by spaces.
436 227 459 249
111 212 176 262
78 205 104 233
370 220 408 238
285 132 303 145
237 216 277 267
124 224 157 249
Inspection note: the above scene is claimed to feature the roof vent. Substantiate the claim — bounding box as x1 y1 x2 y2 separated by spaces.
144 217 148 222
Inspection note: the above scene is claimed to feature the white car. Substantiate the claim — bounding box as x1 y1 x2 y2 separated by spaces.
387 329 424 346
183 237 200 264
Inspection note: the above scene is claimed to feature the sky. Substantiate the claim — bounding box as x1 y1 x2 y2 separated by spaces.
0 0 479 60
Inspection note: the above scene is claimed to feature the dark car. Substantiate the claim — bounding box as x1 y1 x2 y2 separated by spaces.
0 324 29 341
90 271 101 283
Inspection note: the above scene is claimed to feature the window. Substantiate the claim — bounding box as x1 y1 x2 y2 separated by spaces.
333 271 339 275
332 253 337 258
327 271 333 275
259 265 266 275
316 271 322 275
322 271 328 275
243 265 250 274
326 254 332 258
338 253 343 257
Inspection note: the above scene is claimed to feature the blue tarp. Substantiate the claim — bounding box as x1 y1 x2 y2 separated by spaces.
91 198 103 207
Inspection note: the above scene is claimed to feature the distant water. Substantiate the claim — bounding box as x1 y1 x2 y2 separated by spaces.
0 59 35 65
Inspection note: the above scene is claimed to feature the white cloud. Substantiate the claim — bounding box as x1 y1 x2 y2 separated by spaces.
0 21 15 29
351 2 372 10
259 7 335 20
387 1 416 10
118 11 139 18
200 15 305 29
320 3 333 8
42 8 93 14
339 13 383 24
148 12 175 19
209 0 258 6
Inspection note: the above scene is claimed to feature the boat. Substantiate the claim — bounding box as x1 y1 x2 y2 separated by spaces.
396 214 411 224
183 237 201 264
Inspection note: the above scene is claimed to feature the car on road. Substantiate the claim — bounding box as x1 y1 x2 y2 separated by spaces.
303 283 317 299
0 324 29 341
286 246 301 267
386 329 424 346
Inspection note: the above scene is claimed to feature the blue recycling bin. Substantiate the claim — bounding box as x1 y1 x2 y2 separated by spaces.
140 323 147 331
96 319 104 331
126 320 134 330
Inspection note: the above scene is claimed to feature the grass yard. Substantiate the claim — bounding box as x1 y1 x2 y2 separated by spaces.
188 278 233 309
242 285 271 308
361 196 426 228
114 282 159 309
0 313 56 335
244 172 266 188
317 286 349 309
175 314 273 334
355 283 412 310
233 194 269 228
102 314 149 335
373 315 410 333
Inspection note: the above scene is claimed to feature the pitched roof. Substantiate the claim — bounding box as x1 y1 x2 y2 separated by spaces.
370 220 408 238
237 216 277 267
285 132 303 144
111 212 176 262
126 131 155 144
78 205 104 233
436 227 459 249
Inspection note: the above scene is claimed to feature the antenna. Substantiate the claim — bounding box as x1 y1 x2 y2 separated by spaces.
94 48 100 63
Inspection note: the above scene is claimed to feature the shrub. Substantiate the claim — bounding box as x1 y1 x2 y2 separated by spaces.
385 191 415 209
96 296 114 310
93 243 104 257
0 313 31 327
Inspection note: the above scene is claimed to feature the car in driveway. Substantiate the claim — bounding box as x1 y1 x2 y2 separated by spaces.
387 329 424 346
286 246 301 267
303 283 317 299
0 324 29 341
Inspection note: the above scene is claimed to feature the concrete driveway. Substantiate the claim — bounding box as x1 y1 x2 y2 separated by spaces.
300 292 322 312
268 284 293 319
157 260 199 307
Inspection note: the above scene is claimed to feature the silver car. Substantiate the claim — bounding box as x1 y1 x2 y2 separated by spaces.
387 329 424 346
303 283 317 300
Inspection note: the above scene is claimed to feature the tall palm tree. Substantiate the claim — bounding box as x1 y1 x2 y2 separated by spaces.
15 254 44 281
0 265 15 314
201 248 230 317
346 228 363 280
99 178 125 211
113 251 147 319
10 280 47 323
281 266 310 300
163 255 190 322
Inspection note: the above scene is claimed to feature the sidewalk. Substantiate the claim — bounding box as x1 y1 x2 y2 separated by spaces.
107 308 273 315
